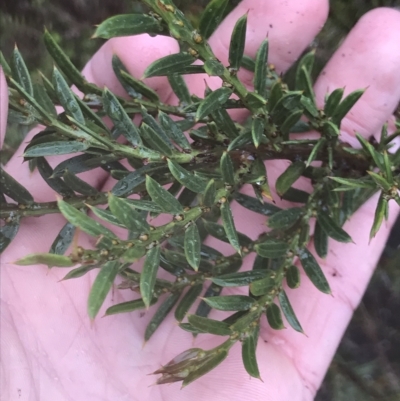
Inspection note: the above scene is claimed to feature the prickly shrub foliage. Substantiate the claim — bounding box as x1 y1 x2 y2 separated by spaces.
1 0 400 387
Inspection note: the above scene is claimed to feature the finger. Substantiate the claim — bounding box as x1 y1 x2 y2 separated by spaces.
0 67 8 147
314 8 400 146
255 8 400 396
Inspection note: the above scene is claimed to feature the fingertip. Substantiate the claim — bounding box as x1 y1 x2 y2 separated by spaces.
82 34 180 100
0 67 9 147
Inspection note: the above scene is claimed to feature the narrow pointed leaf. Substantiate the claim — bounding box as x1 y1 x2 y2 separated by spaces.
120 70 160 102
267 80 283 112
251 117 265 148
211 108 239 139
297 65 316 103
220 201 241 253
324 88 344 117
103 88 142 146
204 59 225 76
159 111 191 150
58 199 116 238
255 239 289 259
317 211 352 243
254 39 268 98
242 333 261 379
140 123 174 156
314 221 328 259
141 246 161 309
233 193 281 216
280 109 304 136
298 248 331 294
275 161 306 197
184 223 201 271
267 207 303 230
285 265 300 289
24 141 89 158
306 138 326 166
187 315 231 336
199 0 229 39
220 151 235 185
52 68 84 124
0 50 11 75
266 303 285 330
202 179 216 207
88 260 120 319
145 175 183 214
105 298 157 316
145 292 181 341
175 284 203 322
229 14 247 70
61 264 98 281
211 270 268 287
88 206 126 228
63 171 99 196
168 74 191 105
196 88 232 121
11 47 33 95
278 290 303 333
0 167 34 204
125 199 163 213
202 295 255 311
108 193 150 232
332 89 365 125
33 83 57 117
370 193 387 239
168 160 207 193
367 171 391 191
144 53 196 78
49 222 76 255
15 253 75 268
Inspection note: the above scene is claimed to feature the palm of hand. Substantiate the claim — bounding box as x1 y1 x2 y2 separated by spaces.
1 1 400 400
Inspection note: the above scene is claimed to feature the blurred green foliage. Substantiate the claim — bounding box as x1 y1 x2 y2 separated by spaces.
0 0 399 399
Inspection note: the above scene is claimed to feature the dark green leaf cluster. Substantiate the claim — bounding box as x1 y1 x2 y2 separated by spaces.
1 0 399 388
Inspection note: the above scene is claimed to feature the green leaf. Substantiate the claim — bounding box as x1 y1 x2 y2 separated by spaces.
175 284 203 322
227 130 252 151
123 246 146 263
105 298 157 316
43 29 85 87
229 14 247 70
255 239 289 259
168 74 192 105
0 167 34 204
251 117 265 148
367 171 391 192
245 92 266 109
330 177 375 190
49 222 76 255
280 109 303 136
199 0 228 39
204 59 225 76
144 53 196 78
196 88 232 121
250 275 276 297
52 67 85 124
120 70 160 102
61 264 98 281
24 141 89 158
168 160 207 193
267 207 303 230
125 199 163 213
314 221 328 259
202 295 255 311
220 201 241 253
211 108 239 139
211 270 268 287
331 89 365 126
297 65 316 106
266 303 285 330
295 51 315 88
233 193 281 216
33 84 57 117
220 151 235 185
242 333 261 379
370 193 388 239
57 199 116 239
382 151 393 185
159 111 191 151
254 39 268 98
141 246 161 309
324 88 344 117
298 248 331 294
145 292 181 341
88 206 126 228
145 175 184 214
182 350 228 387
286 265 301 289
0 50 11 75
267 80 283 112
102 88 142 146
87 260 120 319
14 253 75 268
306 138 326 167
108 193 150 233
317 210 352 243
322 120 340 139
184 223 201 271
11 46 33 96
140 123 174 156
62 171 99 196
202 179 216 207
187 314 231 336
278 290 303 333
275 161 306 197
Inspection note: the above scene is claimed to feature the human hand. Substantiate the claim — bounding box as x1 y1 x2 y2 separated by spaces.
1 1 400 400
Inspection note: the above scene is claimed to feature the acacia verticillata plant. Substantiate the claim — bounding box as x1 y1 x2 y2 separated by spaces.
1 0 400 388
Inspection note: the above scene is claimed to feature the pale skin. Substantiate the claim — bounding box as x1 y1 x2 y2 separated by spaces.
1 0 400 400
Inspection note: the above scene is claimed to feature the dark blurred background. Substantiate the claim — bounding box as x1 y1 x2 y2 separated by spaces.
1 1 399 399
